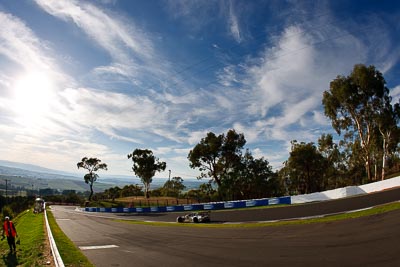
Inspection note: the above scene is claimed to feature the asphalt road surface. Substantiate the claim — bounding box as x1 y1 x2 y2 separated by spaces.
51 187 400 267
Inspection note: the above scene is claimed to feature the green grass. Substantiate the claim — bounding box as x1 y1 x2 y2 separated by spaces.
0 210 47 266
46 210 93 267
116 201 400 228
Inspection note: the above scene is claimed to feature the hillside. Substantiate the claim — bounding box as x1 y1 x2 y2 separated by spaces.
0 160 203 194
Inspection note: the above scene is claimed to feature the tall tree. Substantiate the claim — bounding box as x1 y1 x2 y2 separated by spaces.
127 149 166 198
285 141 327 194
322 64 390 182
77 157 108 201
162 177 186 198
188 129 246 190
376 101 400 180
318 134 345 188
120 184 143 197
233 150 277 199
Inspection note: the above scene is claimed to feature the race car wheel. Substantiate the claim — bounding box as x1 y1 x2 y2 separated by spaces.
177 217 184 223
193 217 199 223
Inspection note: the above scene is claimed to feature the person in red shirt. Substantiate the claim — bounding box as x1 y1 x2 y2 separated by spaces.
2 216 18 253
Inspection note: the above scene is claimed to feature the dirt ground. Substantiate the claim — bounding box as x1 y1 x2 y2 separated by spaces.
43 218 55 266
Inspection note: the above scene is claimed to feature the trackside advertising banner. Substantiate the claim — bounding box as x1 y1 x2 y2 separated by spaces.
84 196 292 213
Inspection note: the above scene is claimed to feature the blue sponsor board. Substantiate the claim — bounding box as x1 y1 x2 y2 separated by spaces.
246 200 257 207
224 201 247 209
158 206 167 212
111 207 123 213
245 199 268 207
279 196 291 204
166 206 175 212
99 207 112 212
204 204 213 210
184 205 193 211
166 206 184 212
190 204 204 211
257 199 268 206
224 202 235 209
234 201 247 208
268 198 280 205
150 206 169 212
174 206 184 212
204 203 225 210
142 207 151 213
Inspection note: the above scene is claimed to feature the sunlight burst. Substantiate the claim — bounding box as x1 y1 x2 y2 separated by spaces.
12 71 55 125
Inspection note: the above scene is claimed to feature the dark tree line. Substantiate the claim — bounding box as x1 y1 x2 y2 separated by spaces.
0 196 36 219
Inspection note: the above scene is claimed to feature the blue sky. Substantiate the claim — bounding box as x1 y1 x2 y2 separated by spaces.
0 0 399 180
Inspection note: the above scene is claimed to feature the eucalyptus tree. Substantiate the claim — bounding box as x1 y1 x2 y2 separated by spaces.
318 134 346 188
224 150 280 199
127 149 166 198
120 184 143 197
375 100 400 180
285 141 327 194
77 157 108 201
162 176 186 198
188 129 246 195
322 64 390 182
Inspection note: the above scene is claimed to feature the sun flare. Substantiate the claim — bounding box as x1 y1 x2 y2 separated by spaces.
12 71 55 125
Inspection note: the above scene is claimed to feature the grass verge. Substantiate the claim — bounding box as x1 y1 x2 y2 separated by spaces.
0 209 47 266
116 201 400 228
46 210 93 267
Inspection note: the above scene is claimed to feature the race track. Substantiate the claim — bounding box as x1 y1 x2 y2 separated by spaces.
50 187 400 266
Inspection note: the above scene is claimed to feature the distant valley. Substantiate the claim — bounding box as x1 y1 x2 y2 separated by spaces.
0 160 203 195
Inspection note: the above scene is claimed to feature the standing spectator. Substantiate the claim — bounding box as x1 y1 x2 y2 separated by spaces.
2 216 18 253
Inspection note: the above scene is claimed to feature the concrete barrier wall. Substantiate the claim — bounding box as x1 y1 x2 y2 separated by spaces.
291 176 400 204
360 176 400 193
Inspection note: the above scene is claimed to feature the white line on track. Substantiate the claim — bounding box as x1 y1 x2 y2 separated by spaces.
79 245 119 250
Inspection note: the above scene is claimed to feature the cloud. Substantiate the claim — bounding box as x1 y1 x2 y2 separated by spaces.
34 0 173 87
241 23 370 144
391 85 400 103
34 0 153 62
0 11 67 82
228 1 242 43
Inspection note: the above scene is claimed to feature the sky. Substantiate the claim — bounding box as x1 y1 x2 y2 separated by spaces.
0 0 399 180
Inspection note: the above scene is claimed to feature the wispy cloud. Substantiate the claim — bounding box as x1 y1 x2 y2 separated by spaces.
241 24 367 142
227 1 242 43
34 0 173 89
34 0 153 62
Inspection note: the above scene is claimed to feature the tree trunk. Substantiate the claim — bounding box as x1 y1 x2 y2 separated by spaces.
365 156 372 183
89 184 93 201
382 138 386 181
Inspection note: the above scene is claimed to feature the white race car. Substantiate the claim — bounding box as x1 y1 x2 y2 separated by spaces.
176 212 210 223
